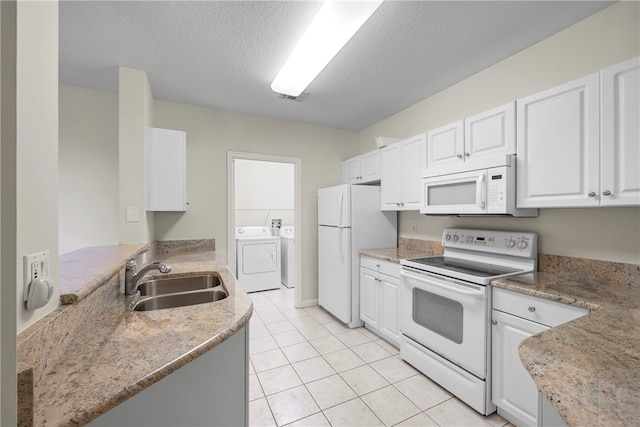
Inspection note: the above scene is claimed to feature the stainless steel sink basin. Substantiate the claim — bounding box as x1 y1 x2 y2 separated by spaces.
137 273 222 296
133 289 228 312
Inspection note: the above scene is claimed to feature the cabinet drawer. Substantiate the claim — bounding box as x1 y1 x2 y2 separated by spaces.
360 256 400 278
493 288 588 327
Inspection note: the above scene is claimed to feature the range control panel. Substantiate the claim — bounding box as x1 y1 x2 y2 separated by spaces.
441 228 537 257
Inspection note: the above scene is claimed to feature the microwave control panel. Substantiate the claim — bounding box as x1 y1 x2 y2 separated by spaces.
487 166 509 210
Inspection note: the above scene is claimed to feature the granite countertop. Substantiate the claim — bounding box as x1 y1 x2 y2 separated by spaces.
492 272 640 426
359 247 437 263
18 244 253 426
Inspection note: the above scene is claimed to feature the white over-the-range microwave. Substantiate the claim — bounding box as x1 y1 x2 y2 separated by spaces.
420 154 538 217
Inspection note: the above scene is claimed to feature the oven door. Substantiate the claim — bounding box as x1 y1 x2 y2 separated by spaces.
399 267 489 378
420 169 487 215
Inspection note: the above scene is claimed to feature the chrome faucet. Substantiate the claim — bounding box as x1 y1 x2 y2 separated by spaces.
125 259 172 295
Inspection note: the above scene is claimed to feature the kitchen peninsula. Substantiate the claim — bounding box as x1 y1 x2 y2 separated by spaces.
16 240 253 426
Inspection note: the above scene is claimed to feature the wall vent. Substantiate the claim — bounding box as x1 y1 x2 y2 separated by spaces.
278 92 308 102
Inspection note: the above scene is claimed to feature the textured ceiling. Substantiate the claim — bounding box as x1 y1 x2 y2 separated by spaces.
59 1 613 132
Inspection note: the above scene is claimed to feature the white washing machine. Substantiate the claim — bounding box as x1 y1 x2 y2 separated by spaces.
280 226 295 288
235 226 281 292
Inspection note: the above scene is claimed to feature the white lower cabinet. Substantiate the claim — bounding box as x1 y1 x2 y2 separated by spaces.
90 326 248 427
492 289 587 427
359 256 400 347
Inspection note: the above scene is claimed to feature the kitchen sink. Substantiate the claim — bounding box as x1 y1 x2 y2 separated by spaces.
133 289 228 312
137 273 222 296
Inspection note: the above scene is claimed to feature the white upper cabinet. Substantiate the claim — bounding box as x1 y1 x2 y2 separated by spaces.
426 120 464 171
517 57 639 208
517 74 600 208
600 57 640 206
342 149 381 184
426 103 515 175
146 127 187 211
381 133 427 211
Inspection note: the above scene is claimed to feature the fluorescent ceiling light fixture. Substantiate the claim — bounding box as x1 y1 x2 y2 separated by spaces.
271 0 384 97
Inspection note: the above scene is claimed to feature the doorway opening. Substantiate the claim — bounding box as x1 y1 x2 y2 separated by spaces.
227 152 302 308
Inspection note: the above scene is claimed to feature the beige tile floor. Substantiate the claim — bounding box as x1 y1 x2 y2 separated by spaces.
248 286 511 427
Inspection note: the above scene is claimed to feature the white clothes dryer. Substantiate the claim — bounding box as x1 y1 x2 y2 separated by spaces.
235 226 281 292
280 226 295 288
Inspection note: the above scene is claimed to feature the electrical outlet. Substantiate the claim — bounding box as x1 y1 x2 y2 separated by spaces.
411 223 417 234
23 251 50 302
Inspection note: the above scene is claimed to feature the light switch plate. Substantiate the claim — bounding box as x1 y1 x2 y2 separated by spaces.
126 206 139 222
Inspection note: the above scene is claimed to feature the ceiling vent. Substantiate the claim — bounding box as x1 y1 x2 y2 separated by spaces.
278 92 308 102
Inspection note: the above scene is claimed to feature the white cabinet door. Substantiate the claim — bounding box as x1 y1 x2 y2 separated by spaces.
601 57 640 206
516 73 600 208
342 156 361 184
427 120 464 170
380 142 403 210
343 150 381 184
359 267 379 328
361 150 381 183
401 133 427 210
146 128 187 211
492 310 548 427
465 102 515 165
379 273 400 346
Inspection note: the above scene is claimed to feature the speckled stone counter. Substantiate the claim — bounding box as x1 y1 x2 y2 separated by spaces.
359 237 443 262
492 266 640 427
16 241 253 426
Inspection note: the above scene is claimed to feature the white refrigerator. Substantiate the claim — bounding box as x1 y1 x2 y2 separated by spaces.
318 184 397 327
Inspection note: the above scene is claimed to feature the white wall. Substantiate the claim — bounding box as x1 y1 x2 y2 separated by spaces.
59 85 118 254
235 159 294 227
118 67 155 244
358 1 640 264
153 101 357 303
16 0 59 332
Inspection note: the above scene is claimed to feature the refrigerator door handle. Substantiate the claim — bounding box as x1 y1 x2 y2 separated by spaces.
339 228 344 262
338 190 344 227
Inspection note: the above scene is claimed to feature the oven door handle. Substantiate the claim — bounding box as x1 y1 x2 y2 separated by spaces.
401 270 486 299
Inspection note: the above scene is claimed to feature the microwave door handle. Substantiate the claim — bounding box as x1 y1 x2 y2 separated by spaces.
477 174 485 209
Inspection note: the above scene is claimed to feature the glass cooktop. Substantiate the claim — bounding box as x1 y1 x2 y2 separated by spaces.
405 256 522 278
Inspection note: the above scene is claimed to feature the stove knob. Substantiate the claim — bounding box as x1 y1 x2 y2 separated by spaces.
505 238 516 248
517 239 529 250
445 234 451 241
453 235 459 242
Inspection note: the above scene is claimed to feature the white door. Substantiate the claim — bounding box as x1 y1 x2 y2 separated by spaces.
402 134 427 210
359 267 379 327
465 102 515 164
427 120 464 170
241 242 278 274
492 309 548 427
601 57 640 206
380 142 402 210
342 157 361 184
516 73 600 208
379 273 400 345
360 150 381 183
318 226 351 324
318 185 350 227
399 268 489 378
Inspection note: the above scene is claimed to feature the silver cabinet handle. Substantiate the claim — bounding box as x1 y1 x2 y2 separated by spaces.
588 192 596 197
528 306 536 312
465 152 470 157
491 319 497 325
456 153 463 159
603 190 611 196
